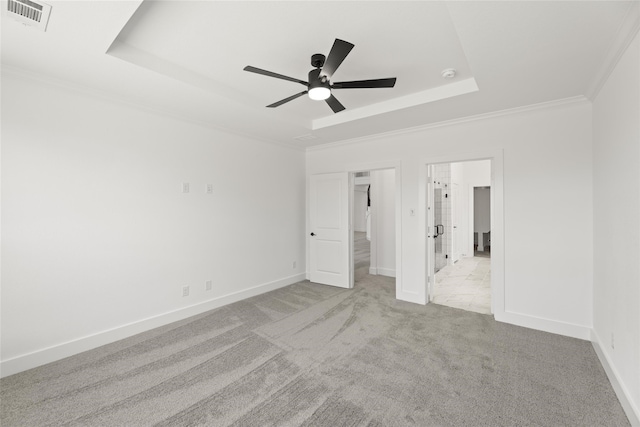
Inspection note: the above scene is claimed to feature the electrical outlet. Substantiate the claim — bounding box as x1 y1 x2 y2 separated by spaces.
182 182 190 193
182 285 189 297
205 280 212 291
206 184 213 194
611 333 615 350
292 261 296 269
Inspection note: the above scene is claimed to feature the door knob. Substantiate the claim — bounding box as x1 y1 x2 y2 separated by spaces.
310 232 316 236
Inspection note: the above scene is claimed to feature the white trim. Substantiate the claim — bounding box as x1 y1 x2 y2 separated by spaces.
306 96 589 153
369 267 397 278
420 149 505 314
591 330 640 426
343 160 404 302
311 78 479 130
0 273 306 378
369 172 379 280
394 165 403 300
367 267 397 278
377 268 396 278
587 2 640 100
494 311 591 340
396 289 423 305
349 173 355 288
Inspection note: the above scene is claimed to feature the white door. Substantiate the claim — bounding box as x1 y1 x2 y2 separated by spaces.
310 173 351 288
426 166 436 301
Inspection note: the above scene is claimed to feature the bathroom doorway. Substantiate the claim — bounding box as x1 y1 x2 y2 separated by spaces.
427 160 492 314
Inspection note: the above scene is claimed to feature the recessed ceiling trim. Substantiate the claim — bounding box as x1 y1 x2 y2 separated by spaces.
307 95 589 152
311 78 479 130
107 39 306 130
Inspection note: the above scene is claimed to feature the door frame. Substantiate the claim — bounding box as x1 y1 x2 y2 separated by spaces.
452 182 461 263
346 161 402 296
426 165 436 301
420 149 504 317
350 167 397 287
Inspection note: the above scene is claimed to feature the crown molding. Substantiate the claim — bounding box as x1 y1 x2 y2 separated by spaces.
586 1 640 100
306 95 590 153
311 78 479 131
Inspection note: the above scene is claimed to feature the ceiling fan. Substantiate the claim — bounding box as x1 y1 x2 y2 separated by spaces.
243 38 397 113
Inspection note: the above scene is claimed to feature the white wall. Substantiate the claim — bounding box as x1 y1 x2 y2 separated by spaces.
474 188 491 251
354 185 368 232
307 100 593 339
370 169 395 277
1 70 306 375
460 160 491 186
592 30 640 422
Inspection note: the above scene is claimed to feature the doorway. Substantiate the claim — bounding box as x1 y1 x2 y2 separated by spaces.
353 172 371 282
427 160 492 314
351 169 396 286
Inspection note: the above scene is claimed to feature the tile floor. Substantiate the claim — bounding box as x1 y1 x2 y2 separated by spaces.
433 256 491 314
355 231 490 314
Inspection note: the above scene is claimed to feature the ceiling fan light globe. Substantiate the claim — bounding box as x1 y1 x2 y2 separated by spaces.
308 87 331 101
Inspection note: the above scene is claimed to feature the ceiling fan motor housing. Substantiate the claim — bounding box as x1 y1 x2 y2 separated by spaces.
311 53 325 68
308 68 329 90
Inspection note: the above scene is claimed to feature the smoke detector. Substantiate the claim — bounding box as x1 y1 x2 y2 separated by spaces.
4 0 52 31
441 68 457 79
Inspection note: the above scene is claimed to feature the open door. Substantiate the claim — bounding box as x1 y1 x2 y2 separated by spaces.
426 165 436 301
309 172 351 288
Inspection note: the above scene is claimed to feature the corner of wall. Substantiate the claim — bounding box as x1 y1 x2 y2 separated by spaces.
591 329 640 426
587 2 640 100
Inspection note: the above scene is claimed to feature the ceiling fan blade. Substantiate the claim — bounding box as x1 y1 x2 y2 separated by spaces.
325 94 345 113
332 78 397 89
244 66 309 87
320 39 354 79
266 91 308 108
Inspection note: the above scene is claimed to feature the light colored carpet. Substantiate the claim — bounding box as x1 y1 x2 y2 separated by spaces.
353 231 370 273
1 274 629 426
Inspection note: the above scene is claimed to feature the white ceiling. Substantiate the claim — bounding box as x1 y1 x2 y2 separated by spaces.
1 1 635 148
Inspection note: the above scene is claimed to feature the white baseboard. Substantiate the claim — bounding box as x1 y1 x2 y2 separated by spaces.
0 273 306 378
591 330 640 426
377 268 396 278
494 310 591 340
487 312 639 424
368 267 396 278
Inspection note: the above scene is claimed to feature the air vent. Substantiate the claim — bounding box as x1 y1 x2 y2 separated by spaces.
354 172 370 177
293 134 317 142
5 0 51 31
